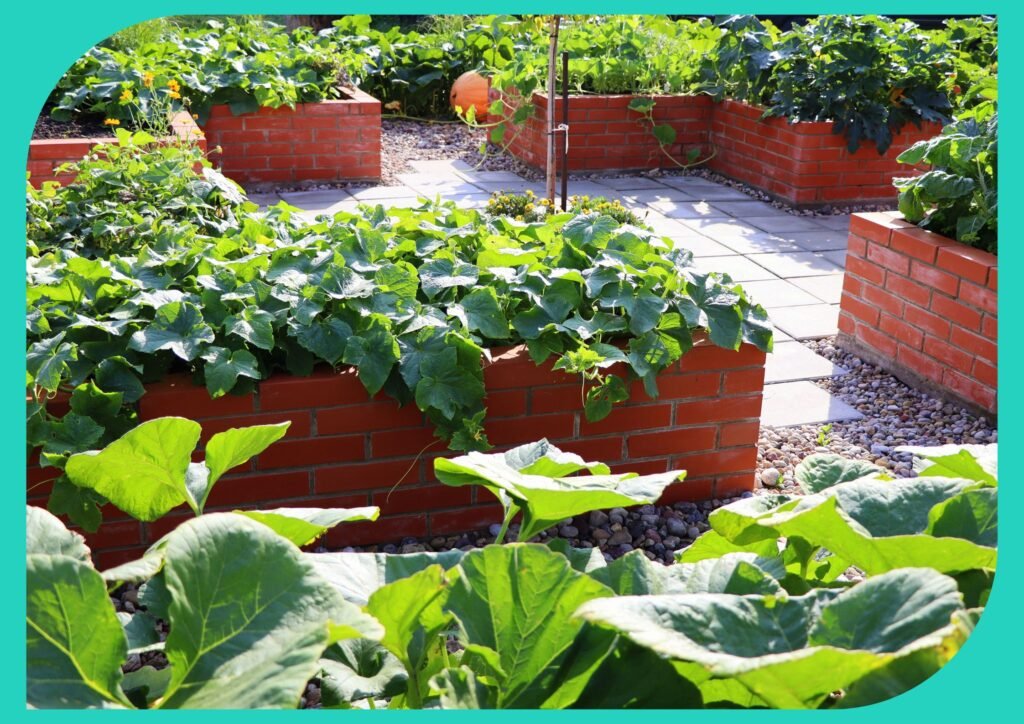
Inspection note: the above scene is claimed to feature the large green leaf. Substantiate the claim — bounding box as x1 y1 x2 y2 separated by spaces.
444 544 614 708
157 514 381 708
237 506 380 547
577 568 966 709
64 417 201 522
343 316 399 395
128 301 215 361
319 638 408 706
794 454 885 494
27 551 130 708
456 287 510 339
26 505 91 561
435 441 684 541
591 550 785 596
27 332 77 392
897 444 997 485
190 422 290 512
201 346 260 398
309 549 465 606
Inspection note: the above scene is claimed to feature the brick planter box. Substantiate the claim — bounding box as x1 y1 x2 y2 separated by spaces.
201 88 381 187
27 338 766 567
838 211 996 416
26 112 205 187
503 91 712 173
707 100 941 207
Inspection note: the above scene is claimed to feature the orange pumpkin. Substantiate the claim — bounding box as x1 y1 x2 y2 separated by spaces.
450 71 491 120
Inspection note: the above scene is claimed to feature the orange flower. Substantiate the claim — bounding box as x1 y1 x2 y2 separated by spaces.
167 79 180 92
168 90 181 99
119 89 133 103
104 118 120 126
142 72 155 88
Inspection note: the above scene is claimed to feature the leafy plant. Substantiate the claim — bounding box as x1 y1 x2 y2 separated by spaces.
893 104 997 252
27 442 994 709
484 189 646 226
27 137 771 530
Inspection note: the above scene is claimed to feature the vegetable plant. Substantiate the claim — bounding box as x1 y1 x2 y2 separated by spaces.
27 135 771 531
27 440 995 709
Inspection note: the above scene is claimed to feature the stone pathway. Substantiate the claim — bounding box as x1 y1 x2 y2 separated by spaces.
253 163 863 428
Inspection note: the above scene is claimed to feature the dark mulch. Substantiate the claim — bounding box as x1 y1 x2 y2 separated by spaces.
34 105 112 140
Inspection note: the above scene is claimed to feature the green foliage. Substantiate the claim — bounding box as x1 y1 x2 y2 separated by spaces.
894 104 997 253
484 189 646 226
27 443 994 709
28 138 770 530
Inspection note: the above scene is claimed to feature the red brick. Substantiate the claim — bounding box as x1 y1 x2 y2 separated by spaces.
486 414 576 447
370 426 445 459
316 459 419 494
429 504 505 536
318 401 423 435
140 379 254 420
942 369 996 412
331 514 428 547
863 285 904 317
484 389 528 418
722 368 766 394
680 343 765 372
866 243 911 276
483 353 568 389
720 421 761 448
857 325 899 358
659 478 714 504
905 305 951 340
93 547 149 570
988 267 998 291
674 447 758 478
959 282 997 315
715 472 757 497
982 315 997 341
950 327 997 365
909 261 959 297
931 296 982 332
973 358 997 388
676 396 762 425
879 314 924 350
628 426 718 458
849 212 909 245
556 437 625 464
530 384 585 414
609 458 673 477
923 337 975 374
260 368 368 411
847 235 867 258
257 435 364 470
897 345 945 385
205 470 311 507
77 519 144 551
936 246 996 286
890 228 946 263
198 411 311 443
843 294 880 326
657 372 722 399
846 255 887 286
886 274 931 308
579 404 671 436
373 485 473 516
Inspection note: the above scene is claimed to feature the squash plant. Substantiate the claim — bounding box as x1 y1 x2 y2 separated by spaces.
27 135 771 532
27 436 995 709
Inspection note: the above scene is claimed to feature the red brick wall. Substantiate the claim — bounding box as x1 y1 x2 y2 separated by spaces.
27 340 766 567
27 112 206 187
838 211 996 415
503 92 712 172
707 100 940 207
201 88 381 186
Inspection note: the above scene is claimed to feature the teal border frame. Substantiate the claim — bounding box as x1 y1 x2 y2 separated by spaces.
6 1 1012 718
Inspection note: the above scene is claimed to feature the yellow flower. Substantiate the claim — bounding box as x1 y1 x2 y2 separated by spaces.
104 118 120 126
168 90 181 99
167 79 180 92
119 89 133 103
142 72 155 88
525 203 534 212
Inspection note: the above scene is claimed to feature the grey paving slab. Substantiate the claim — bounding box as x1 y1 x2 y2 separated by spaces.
278 189 353 213
396 171 470 187
697 256 780 282
647 198 732 220
564 181 622 197
789 275 845 304
768 304 840 340
620 188 697 204
472 180 546 194
409 181 488 196
812 214 852 232
457 170 523 182
821 249 848 268
671 235 741 258
739 279 822 308
764 341 849 383
349 185 425 200
746 251 844 278
746 215 832 233
707 200 781 217
246 192 283 207
779 230 849 252
761 380 863 427
593 176 670 191
701 230 805 255
409 159 474 173
660 179 754 201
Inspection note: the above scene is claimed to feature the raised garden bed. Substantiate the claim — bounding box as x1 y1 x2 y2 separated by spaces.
28 338 766 567
503 94 939 207
26 112 205 187
201 87 381 186
707 100 941 207
502 91 712 173
838 211 996 416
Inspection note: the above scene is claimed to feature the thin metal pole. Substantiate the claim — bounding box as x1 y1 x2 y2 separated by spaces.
545 16 560 205
561 50 569 211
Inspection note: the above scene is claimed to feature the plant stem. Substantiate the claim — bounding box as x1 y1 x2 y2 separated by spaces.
494 503 519 545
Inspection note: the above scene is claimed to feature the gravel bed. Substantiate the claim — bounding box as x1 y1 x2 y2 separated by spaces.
33 107 111 140
756 337 996 494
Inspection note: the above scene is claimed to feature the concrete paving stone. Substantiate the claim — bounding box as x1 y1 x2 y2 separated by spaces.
647 199 732 220
811 214 852 232
764 341 849 383
706 231 805 255
780 230 849 252
737 279 823 308
564 181 623 197
746 215 833 233
789 275 846 304
246 192 283 207
706 200 782 217
472 180 547 195
761 380 863 427
696 255 781 282
349 185 425 200
457 170 524 183
672 236 743 258
820 249 847 268
407 182 488 196
619 188 697 204
278 189 353 213
768 304 840 339
593 176 671 191
396 171 470 187
746 251 844 278
409 159 473 173
660 179 754 201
